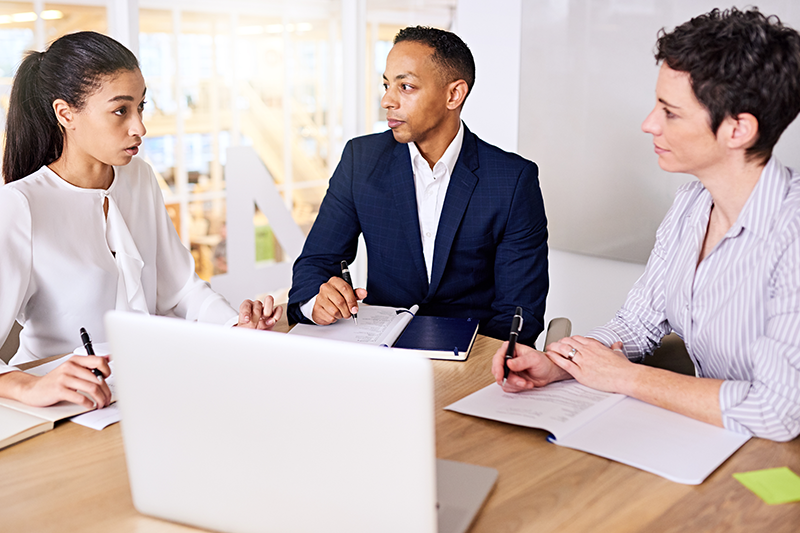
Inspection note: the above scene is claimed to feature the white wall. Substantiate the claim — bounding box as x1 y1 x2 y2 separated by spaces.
536 249 644 347
455 0 522 153
518 1 800 264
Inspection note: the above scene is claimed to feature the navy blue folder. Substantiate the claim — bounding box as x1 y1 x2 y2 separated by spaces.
392 316 479 361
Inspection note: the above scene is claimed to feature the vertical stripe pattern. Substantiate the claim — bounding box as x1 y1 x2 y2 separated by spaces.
589 158 800 441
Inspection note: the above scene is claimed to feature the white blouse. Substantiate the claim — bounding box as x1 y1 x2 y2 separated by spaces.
0 157 237 371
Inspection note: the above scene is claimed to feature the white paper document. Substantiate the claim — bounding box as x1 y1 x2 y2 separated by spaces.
289 304 418 346
71 404 121 430
460 380 625 439
446 381 750 485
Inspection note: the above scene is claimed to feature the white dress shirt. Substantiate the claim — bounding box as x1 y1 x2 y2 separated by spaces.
300 122 465 321
0 158 238 372
409 120 464 281
588 157 800 441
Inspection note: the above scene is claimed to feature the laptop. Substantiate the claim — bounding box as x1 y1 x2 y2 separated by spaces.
105 311 497 533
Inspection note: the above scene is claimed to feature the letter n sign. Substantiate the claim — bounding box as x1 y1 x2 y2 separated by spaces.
211 146 305 304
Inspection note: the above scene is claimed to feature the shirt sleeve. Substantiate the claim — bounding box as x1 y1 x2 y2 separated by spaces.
0 188 33 374
299 296 319 324
718 229 800 441
145 170 238 326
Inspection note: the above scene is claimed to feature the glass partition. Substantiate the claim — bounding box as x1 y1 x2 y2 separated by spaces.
0 0 453 285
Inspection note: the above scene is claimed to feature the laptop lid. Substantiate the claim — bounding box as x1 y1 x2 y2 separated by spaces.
106 311 438 533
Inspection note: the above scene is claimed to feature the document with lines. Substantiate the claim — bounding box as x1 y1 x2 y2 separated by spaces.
446 380 750 485
289 304 418 346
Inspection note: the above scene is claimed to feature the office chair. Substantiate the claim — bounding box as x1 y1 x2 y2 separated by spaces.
542 317 572 349
541 317 694 377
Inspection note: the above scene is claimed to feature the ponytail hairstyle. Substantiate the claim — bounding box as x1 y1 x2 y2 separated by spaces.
3 31 140 183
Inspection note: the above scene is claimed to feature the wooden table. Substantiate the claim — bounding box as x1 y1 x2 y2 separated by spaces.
1 330 798 533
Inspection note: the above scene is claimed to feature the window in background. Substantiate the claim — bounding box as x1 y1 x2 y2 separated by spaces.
0 2 106 164
368 24 402 133
0 1 455 289
138 7 340 281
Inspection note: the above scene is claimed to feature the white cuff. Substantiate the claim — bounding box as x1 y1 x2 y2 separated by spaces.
300 296 319 325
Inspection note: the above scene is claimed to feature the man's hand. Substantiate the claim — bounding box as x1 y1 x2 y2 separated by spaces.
236 296 283 330
312 277 368 325
491 341 571 392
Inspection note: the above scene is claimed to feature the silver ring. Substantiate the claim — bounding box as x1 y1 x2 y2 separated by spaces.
566 348 578 361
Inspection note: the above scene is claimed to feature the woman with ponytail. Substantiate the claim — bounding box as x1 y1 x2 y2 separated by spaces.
0 32 281 409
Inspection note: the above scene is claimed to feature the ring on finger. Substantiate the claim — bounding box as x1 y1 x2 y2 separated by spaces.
566 347 578 361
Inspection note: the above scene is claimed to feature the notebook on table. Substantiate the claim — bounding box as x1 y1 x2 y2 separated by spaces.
105 311 497 533
0 349 118 450
393 315 479 360
289 303 479 361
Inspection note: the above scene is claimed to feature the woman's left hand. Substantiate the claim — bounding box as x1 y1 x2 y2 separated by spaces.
236 296 282 330
545 336 634 394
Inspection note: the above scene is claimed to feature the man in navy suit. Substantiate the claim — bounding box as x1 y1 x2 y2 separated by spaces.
287 26 548 345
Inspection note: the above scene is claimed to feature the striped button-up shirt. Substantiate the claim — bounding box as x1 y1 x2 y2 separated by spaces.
589 157 800 441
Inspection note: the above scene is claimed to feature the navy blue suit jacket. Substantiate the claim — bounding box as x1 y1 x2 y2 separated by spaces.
287 125 548 345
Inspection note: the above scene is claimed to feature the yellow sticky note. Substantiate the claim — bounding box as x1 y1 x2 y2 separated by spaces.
733 467 800 505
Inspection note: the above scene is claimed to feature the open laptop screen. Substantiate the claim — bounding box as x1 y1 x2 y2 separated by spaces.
106 311 438 533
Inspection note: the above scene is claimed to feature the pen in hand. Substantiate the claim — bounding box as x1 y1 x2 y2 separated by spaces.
340 260 358 325
502 307 524 386
79 327 105 383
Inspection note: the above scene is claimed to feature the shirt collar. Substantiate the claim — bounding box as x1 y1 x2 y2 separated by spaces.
407 120 465 178
732 157 790 240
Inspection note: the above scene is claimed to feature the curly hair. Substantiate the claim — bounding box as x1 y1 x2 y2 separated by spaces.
655 7 800 163
394 26 475 99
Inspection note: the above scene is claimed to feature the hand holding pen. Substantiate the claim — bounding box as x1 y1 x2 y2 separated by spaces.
310 261 368 326
340 261 358 325
502 307 524 386
493 311 572 392
1 329 111 409
80 327 107 383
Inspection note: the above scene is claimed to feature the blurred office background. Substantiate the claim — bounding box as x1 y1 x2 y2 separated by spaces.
0 0 798 344
0 0 454 283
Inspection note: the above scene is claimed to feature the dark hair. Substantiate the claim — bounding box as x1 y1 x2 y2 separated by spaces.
655 7 800 163
394 26 475 101
3 31 140 183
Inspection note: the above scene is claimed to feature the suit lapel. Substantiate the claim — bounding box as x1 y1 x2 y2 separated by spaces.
390 142 430 291
427 128 479 298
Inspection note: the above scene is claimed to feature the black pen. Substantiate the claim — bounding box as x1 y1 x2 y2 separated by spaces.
79 327 105 382
340 260 358 325
502 307 524 386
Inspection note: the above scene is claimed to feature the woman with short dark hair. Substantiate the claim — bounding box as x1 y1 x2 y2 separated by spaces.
495 8 800 441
